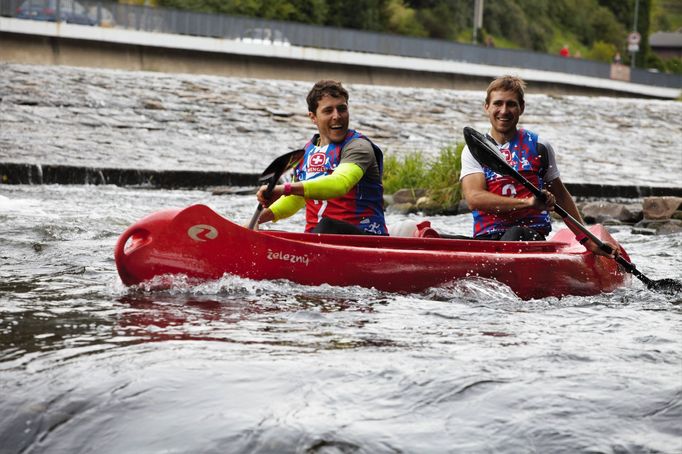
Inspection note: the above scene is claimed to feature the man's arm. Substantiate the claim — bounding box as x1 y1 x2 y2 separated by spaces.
256 162 363 209
257 194 306 224
546 178 582 223
461 173 551 213
340 138 378 180
256 207 276 226
460 145 554 213
546 177 617 257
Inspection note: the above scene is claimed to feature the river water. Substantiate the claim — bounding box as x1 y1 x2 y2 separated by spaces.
1 63 682 453
1 183 681 453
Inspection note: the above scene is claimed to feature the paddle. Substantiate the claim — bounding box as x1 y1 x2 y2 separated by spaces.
247 149 305 230
462 126 682 295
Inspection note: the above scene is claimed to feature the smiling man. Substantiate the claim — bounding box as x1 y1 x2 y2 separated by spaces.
459 75 615 256
256 80 386 235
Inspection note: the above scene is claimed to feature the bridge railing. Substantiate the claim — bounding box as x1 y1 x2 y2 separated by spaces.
2 0 680 89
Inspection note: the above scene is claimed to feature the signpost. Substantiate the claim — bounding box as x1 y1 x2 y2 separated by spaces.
627 32 640 54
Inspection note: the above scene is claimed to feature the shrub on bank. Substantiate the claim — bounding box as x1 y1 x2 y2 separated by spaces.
383 143 464 213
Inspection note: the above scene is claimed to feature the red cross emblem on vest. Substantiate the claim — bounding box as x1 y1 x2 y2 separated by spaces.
310 152 326 166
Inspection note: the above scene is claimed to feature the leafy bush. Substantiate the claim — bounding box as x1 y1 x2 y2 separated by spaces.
383 151 429 194
665 58 682 75
588 41 617 63
384 0 427 37
383 143 464 207
647 54 682 75
422 144 463 207
647 52 668 73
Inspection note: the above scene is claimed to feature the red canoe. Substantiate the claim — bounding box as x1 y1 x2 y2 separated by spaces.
114 204 631 299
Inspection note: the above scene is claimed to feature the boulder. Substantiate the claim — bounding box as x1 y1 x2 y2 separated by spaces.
631 226 657 236
383 194 394 207
642 196 682 220
392 188 428 204
416 196 440 214
633 219 682 235
580 201 641 224
657 220 682 235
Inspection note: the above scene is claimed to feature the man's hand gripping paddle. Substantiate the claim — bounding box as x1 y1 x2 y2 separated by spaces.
247 149 305 230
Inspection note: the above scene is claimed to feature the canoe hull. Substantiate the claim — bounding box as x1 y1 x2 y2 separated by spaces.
115 204 630 299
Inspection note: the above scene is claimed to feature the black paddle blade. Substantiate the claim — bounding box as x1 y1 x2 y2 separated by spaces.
258 148 305 185
248 148 305 230
463 126 512 177
647 278 682 295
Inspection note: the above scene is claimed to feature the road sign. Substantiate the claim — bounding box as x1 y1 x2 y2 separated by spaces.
627 32 641 45
628 43 639 53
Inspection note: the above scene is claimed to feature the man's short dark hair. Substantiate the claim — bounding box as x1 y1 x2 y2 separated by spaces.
485 75 526 105
306 80 349 113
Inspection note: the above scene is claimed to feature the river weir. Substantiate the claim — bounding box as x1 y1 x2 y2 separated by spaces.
1 63 681 453
1 62 681 188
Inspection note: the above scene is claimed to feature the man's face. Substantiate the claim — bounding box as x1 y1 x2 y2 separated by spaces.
309 94 349 145
484 89 524 138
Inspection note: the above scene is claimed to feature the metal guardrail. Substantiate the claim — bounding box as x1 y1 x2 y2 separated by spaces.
2 0 681 90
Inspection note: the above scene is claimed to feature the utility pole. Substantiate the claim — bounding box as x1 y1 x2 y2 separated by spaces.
629 0 640 68
473 0 484 44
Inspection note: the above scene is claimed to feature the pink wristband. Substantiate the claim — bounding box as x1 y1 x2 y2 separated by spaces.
283 182 292 196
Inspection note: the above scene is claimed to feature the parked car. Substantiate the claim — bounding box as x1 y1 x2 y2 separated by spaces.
240 28 291 46
16 0 97 26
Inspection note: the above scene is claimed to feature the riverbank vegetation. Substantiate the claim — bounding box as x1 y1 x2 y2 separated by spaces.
155 0 682 74
383 143 464 213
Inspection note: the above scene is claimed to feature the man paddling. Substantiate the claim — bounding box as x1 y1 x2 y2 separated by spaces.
255 80 387 235
460 75 616 256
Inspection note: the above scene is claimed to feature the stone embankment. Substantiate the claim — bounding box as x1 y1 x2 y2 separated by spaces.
581 197 682 235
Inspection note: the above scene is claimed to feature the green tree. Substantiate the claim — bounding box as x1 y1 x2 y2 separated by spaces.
651 0 682 31
599 0 652 67
590 6 626 46
384 0 427 36
412 0 469 40
323 0 386 31
484 0 533 49
159 0 327 22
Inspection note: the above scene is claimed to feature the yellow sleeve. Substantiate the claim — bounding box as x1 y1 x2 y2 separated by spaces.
269 195 305 222
302 163 364 199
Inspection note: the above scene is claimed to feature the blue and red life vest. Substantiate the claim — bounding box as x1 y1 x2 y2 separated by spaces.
472 129 551 238
295 129 387 235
